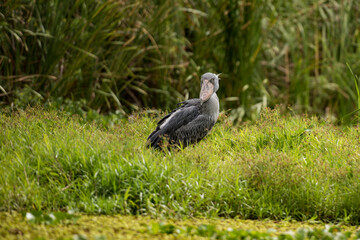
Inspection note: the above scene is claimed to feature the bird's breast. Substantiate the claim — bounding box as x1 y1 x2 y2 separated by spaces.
202 93 219 121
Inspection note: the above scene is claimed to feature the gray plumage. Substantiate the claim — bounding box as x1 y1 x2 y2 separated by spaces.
147 72 220 149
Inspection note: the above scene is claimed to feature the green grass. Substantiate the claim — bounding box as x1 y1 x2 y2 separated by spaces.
1 1 360 121
1 107 360 224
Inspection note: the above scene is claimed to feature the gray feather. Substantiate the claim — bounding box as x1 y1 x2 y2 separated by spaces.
147 73 220 149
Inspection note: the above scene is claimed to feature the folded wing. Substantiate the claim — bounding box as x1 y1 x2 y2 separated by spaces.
147 99 214 149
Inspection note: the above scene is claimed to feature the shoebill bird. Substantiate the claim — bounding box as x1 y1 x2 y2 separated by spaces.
147 72 220 149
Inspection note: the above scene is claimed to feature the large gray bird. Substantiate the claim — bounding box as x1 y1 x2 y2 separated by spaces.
147 72 220 149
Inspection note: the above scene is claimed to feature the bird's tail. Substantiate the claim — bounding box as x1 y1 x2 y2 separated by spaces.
147 130 164 149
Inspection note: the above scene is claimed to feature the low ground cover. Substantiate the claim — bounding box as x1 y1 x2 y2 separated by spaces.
1 107 360 224
1 212 359 239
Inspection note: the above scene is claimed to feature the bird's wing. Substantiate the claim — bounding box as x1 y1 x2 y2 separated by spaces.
147 99 201 149
171 114 216 148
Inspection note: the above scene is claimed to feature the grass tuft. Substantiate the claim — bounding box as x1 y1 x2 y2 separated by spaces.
1 107 360 224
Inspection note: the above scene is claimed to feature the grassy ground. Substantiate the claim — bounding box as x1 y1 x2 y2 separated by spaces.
1 212 359 240
1 107 360 225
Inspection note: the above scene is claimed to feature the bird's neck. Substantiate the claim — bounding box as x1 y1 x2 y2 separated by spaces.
203 93 219 120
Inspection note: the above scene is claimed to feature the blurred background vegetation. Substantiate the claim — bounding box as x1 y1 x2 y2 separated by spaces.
1 0 360 122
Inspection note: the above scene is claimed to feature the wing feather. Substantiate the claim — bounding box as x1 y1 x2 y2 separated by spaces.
147 99 201 149
171 115 215 147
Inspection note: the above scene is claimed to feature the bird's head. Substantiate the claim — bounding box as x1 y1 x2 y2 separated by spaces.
200 72 220 103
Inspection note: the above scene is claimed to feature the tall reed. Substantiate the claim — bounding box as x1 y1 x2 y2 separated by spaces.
1 0 360 122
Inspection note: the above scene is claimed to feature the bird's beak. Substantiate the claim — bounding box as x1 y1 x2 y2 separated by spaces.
200 79 214 103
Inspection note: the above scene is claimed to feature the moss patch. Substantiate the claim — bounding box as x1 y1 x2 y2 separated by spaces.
1 212 359 240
